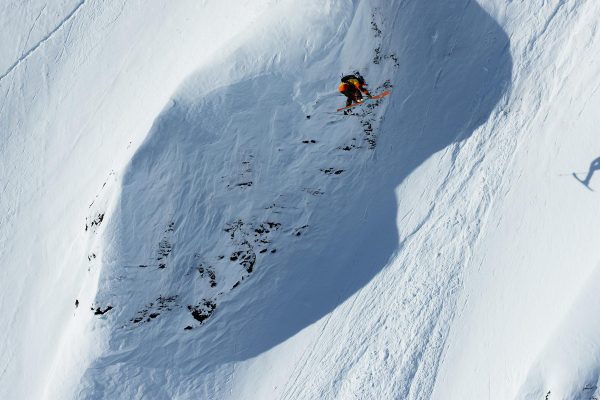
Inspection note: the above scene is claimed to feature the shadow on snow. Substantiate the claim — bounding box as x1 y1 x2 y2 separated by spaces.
573 156 600 190
90 0 512 385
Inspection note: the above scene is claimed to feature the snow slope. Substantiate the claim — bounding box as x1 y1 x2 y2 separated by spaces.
434 2 600 399
2 0 600 399
0 1 279 399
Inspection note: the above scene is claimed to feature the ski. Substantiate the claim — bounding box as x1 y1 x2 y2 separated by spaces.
336 90 391 112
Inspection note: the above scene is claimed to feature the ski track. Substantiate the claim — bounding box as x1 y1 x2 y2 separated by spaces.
0 0 87 83
22 5 48 55
280 313 335 400
228 1 513 398
388 103 514 399
6 0 600 398
281 115 510 398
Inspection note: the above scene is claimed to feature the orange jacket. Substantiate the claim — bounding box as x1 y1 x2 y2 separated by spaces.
339 79 369 95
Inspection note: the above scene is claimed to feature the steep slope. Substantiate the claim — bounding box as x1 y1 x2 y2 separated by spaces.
73 0 511 398
433 1 600 399
3 0 600 399
0 1 278 399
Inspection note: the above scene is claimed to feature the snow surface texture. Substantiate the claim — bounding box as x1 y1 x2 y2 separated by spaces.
1 0 600 399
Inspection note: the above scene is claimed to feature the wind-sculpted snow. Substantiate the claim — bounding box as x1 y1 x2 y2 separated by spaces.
0 1 282 399
79 0 511 398
5 0 600 398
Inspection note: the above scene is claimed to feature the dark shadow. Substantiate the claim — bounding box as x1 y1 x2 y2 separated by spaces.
201 0 513 366
573 157 600 190
85 0 513 391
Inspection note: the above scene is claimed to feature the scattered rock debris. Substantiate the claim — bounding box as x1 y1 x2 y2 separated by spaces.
338 138 361 152
293 225 309 236
226 157 255 190
370 9 382 37
347 79 393 149
230 243 256 273
187 299 217 324
155 222 175 269
93 305 113 315
303 188 324 196
94 25 399 331
320 168 345 175
85 213 105 231
197 264 217 287
130 295 178 325
224 219 282 273
224 219 245 240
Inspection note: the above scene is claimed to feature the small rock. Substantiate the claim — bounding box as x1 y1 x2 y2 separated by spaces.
94 305 113 315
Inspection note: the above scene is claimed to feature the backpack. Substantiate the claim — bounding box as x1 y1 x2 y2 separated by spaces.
342 71 366 87
341 73 365 86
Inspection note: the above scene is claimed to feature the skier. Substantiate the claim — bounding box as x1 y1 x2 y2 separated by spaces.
338 71 372 107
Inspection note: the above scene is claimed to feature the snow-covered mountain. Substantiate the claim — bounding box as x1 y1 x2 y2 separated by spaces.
2 0 600 399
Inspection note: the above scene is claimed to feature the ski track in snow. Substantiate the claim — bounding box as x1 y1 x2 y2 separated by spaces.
22 5 48 56
0 0 87 83
70 0 513 397
4 0 600 398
